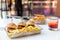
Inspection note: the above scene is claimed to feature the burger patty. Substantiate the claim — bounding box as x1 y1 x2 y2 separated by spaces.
7 28 16 30
17 25 25 29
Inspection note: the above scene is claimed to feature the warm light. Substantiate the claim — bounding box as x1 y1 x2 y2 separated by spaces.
11 10 15 15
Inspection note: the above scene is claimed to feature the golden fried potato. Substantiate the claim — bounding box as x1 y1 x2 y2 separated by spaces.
18 27 27 32
8 32 13 37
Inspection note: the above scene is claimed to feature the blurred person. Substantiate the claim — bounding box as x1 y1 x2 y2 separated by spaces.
8 0 12 10
15 0 23 17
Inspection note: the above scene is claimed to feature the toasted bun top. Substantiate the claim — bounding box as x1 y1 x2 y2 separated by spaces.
18 22 26 26
26 20 35 25
7 23 17 28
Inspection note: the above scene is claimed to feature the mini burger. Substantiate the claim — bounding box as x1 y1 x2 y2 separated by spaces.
26 20 35 27
7 23 17 33
17 22 26 29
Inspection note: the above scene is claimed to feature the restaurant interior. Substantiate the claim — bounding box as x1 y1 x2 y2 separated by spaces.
0 0 60 19
0 0 60 40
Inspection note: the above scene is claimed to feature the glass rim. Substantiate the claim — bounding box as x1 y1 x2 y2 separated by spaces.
49 16 58 20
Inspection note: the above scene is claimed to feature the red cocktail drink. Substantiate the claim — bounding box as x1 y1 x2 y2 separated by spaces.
48 17 58 31
48 22 58 28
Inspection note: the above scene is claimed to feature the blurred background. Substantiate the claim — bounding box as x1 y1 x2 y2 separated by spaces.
0 0 57 19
